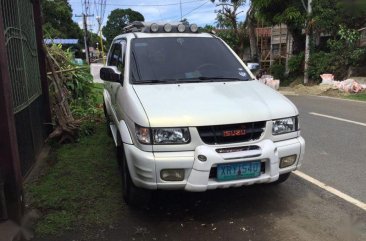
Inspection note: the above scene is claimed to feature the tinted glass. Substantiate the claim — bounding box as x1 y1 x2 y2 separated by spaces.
130 37 251 83
109 42 124 72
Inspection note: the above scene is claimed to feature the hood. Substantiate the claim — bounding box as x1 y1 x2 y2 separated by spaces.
133 81 298 127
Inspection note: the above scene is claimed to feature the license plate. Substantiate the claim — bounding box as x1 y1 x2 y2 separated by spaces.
217 161 261 181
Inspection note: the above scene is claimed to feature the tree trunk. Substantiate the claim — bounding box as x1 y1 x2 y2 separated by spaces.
247 4 258 62
44 46 80 143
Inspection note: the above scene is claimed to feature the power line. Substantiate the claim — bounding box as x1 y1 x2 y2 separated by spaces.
179 0 210 20
180 0 183 21
76 0 95 64
70 0 207 7
94 0 107 28
150 3 214 22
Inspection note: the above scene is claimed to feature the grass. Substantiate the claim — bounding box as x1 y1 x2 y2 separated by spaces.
345 92 366 101
25 83 124 237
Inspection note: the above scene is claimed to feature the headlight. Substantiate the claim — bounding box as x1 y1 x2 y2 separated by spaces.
153 128 190 144
135 125 190 145
272 116 298 135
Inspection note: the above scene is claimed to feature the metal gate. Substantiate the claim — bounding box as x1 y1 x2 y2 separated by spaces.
1 0 47 176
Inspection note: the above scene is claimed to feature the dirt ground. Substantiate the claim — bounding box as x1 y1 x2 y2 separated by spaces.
279 84 363 97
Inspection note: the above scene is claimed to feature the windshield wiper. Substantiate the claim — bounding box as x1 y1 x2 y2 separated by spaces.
133 79 180 84
197 76 244 81
133 76 248 84
178 76 247 82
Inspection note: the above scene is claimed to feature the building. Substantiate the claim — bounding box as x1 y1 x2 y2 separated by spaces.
256 24 293 71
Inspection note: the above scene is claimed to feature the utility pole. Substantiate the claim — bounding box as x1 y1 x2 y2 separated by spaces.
76 0 94 64
304 0 312 84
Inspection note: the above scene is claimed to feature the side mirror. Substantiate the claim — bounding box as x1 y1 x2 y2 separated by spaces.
100 66 121 82
247 63 260 71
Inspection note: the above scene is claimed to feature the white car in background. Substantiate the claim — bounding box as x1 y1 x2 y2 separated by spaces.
101 22 305 205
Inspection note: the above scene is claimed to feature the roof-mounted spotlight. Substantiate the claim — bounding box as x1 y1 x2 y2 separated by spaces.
164 23 172 32
190 24 198 33
177 24 186 33
150 23 159 32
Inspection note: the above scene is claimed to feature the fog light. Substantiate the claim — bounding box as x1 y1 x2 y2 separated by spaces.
161 169 184 181
197 155 207 162
280 155 297 168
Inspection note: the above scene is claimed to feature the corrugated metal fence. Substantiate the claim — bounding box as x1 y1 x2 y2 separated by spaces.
0 0 47 176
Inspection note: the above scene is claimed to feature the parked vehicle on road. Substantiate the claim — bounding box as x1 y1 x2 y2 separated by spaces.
101 22 305 205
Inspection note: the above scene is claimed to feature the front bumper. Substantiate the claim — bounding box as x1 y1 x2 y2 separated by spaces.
124 137 305 192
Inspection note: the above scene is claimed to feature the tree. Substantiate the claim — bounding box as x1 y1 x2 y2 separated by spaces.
41 0 82 40
312 0 366 39
252 0 306 54
102 9 144 45
245 2 258 61
211 0 247 55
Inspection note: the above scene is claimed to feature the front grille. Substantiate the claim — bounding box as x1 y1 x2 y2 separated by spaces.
197 121 266 145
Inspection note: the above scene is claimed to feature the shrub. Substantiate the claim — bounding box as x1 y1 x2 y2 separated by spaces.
270 63 286 80
308 51 333 82
288 52 304 76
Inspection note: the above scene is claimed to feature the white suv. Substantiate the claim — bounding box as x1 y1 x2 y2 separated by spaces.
101 22 305 205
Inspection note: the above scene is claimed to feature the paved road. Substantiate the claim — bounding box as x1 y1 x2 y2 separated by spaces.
288 95 366 203
37 95 366 241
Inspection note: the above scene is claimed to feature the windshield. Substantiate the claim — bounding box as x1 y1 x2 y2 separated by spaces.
130 37 251 84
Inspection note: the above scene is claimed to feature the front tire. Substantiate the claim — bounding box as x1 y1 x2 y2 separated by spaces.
117 144 151 207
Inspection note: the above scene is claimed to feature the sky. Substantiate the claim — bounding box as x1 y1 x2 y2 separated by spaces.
68 0 250 33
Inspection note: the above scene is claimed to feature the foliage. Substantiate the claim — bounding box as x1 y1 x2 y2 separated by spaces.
200 24 215 32
46 45 103 140
70 84 104 137
26 123 122 236
201 23 246 52
346 91 366 102
47 45 93 99
288 52 304 76
307 51 332 82
252 0 306 53
308 26 366 82
312 0 366 37
211 0 247 55
41 0 82 40
270 63 286 80
252 0 306 28
250 0 366 81
102 8 144 45
217 30 240 51
88 31 107 50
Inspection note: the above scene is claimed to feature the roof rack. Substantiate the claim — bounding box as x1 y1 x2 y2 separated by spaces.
122 21 199 34
122 21 145 33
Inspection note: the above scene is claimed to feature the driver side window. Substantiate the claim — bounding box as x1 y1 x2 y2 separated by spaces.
108 40 126 73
